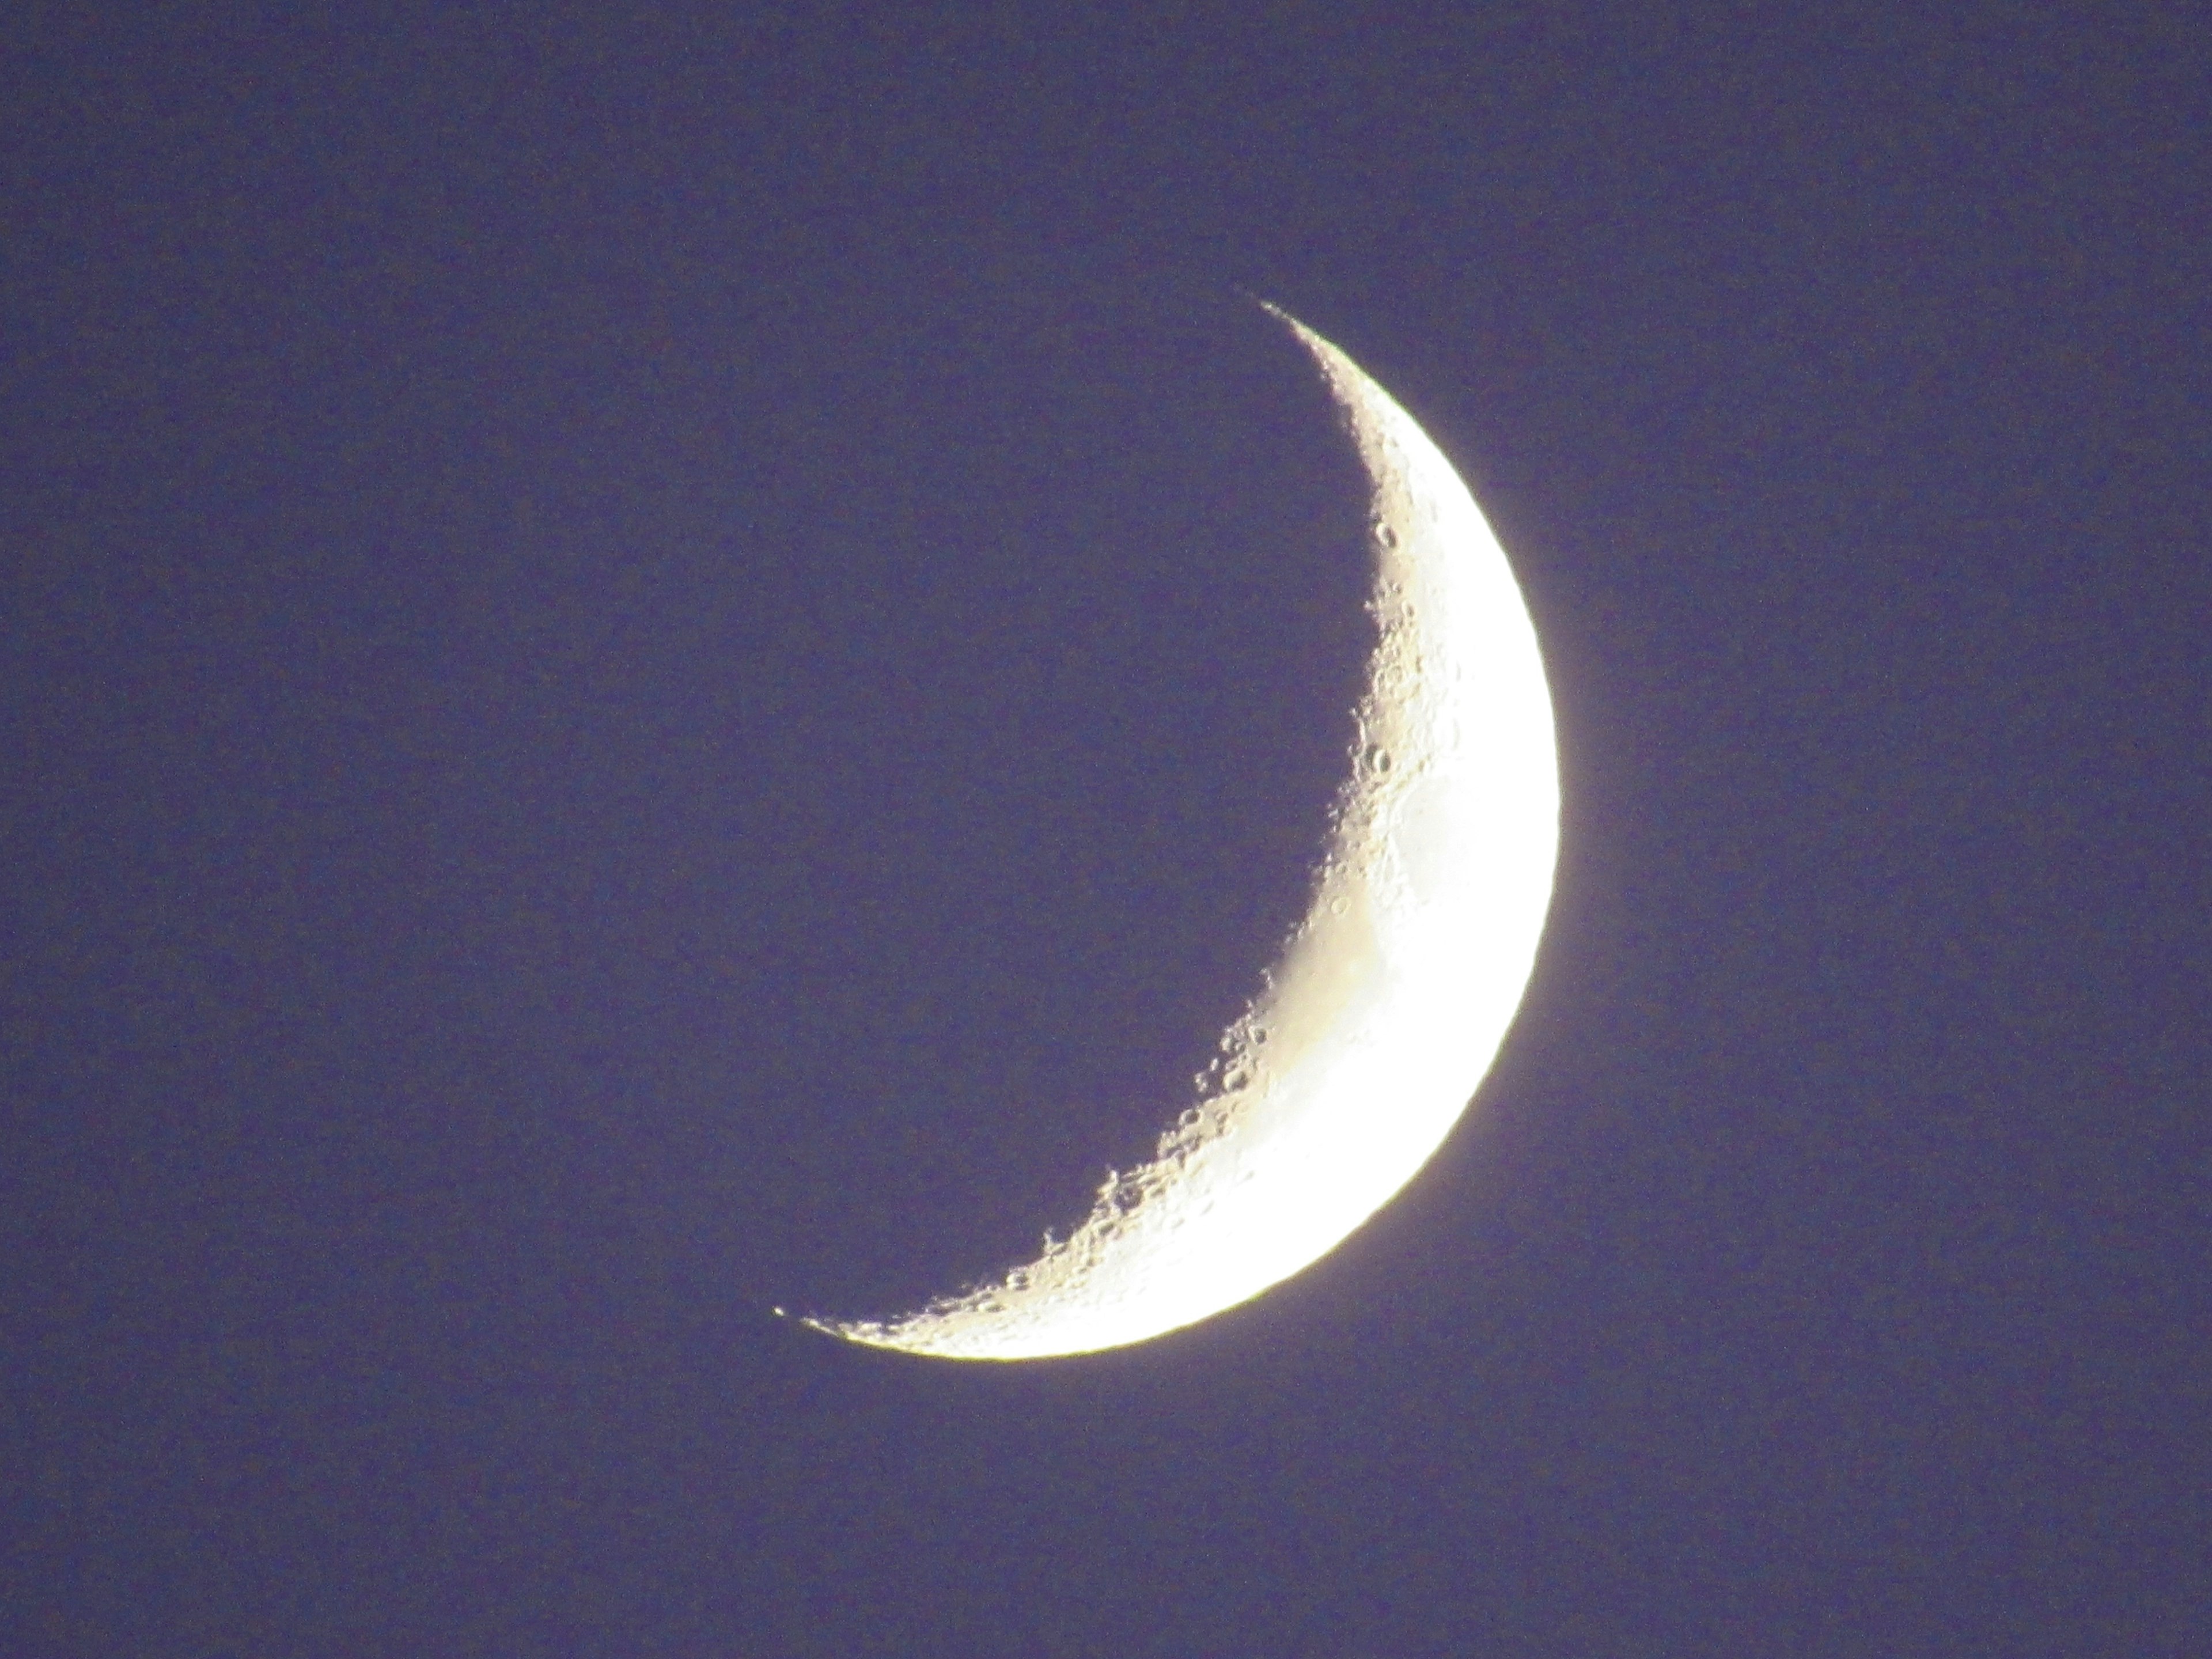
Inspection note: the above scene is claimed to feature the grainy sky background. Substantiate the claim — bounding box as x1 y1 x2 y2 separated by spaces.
6 5 2208 1656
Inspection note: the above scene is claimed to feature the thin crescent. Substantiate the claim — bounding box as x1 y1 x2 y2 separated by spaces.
803 305 1559 1360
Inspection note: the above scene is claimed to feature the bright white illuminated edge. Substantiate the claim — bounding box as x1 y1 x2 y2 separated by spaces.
801 306 1559 1360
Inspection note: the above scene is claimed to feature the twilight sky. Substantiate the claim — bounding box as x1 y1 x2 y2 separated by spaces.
6 6 2208 1656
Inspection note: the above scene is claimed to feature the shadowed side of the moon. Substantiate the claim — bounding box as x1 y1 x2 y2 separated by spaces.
751 277 1379 1325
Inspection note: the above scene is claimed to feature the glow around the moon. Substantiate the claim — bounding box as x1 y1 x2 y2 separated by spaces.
804 305 1559 1360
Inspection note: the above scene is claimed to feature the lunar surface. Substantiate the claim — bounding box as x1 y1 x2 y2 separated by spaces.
804 305 1559 1360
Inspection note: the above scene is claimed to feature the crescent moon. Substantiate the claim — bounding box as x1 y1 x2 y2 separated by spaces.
803 305 1559 1361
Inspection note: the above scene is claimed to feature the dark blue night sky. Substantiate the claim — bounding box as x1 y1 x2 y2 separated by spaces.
6 6 2207 1655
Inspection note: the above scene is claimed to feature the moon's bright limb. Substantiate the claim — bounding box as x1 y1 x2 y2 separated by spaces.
805 306 1559 1361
